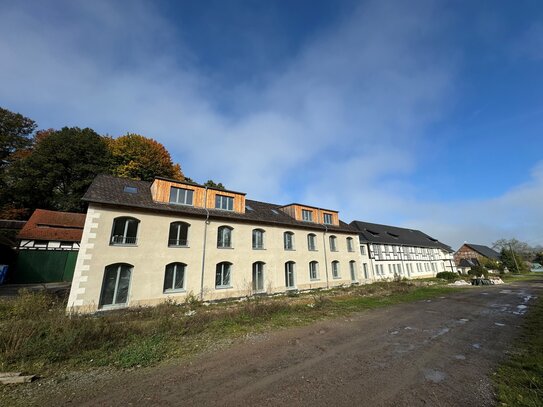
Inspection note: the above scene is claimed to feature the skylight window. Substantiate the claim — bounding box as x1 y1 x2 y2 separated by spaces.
123 186 138 194
271 209 280 215
367 229 379 236
387 232 399 239
246 205 254 211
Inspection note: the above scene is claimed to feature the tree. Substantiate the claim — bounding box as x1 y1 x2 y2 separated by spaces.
492 238 534 260
108 134 184 182
500 248 529 274
4 127 112 213
0 107 37 170
203 180 225 189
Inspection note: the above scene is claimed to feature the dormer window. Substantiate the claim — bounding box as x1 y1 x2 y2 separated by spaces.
215 195 234 211
323 213 333 225
302 209 313 222
170 187 194 206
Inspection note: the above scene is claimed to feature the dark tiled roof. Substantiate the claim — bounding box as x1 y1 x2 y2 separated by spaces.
0 220 26 230
458 258 479 267
350 220 454 252
17 209 85 242
464 243 500 260
83 174 357 234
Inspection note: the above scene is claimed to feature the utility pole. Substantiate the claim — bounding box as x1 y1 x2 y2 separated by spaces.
509 243 520 273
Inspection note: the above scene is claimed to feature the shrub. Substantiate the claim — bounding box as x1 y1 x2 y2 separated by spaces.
468 266 489 278
436 272 459 281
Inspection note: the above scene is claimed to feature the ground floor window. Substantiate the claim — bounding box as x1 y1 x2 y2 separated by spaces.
100 263 132 308
351 261 358 282
252 262 265 293
285 262 295 288
309 261 319 280
164 262 186 292
216 262 232 288
332 261 340 279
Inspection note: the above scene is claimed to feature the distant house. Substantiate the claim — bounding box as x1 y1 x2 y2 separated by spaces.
350 221 457 280
14 209 85 283
531 263 543 272
454 243 501 274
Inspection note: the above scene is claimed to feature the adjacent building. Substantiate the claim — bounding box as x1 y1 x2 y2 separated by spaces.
67 175 366 313
15 209 85 283
350 221 456 280
454 243 501 274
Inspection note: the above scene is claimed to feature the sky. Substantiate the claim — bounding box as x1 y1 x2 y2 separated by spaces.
1 0 542 249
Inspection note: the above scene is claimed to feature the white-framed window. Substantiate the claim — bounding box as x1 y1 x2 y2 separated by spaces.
360 245 367 255
168 221 189 247
362 263 368 279
100 263 132 308
332 261 340 279
347 237 354 252
284 231 294 250
307 234 317 251
323 213 333 224
163 262 186 292
252 262 265 293
388 264 392 274
252 229 265 249
350 261 357 282
217 226 233 248
215 195 234 211
309 261 319 280
285 261 296 288
169 187 193 206
302 209 313 222
110 217 139 245
329 235 338 252
215 262 232 288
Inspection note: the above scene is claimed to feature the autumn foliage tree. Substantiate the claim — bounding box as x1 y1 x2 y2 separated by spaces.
107 134 184 182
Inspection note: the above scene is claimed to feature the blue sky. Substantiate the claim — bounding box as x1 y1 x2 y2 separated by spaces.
1 0 542 248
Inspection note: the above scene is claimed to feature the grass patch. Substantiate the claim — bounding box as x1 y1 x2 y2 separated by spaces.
0 281 457 377
494 295 543 406
500 273 542 282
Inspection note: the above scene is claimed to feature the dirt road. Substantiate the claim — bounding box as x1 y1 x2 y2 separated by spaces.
55 280 542 406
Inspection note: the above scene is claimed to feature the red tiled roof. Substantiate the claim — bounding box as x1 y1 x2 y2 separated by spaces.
17 209 85 242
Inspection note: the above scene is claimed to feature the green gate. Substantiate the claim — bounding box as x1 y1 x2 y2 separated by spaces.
14 250 78 283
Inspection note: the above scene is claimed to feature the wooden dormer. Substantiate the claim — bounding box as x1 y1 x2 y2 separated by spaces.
150 177 246 214
279 204 339 226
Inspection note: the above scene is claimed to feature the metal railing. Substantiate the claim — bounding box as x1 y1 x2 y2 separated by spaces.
111 235 137 245
168 238 188 247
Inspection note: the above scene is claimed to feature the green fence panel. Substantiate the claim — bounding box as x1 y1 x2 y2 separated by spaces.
14 250 78 283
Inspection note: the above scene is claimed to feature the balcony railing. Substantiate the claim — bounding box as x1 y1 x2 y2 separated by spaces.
111 235 137 245
169 238 188 247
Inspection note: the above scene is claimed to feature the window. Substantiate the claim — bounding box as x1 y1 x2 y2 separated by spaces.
252 262 265 293
347 237 354 252
284 232 294 250
285 262 296 288
110 217 139 245
332 261 340 279
217 226 233 248
323 213 333 224
351 261 358 282
168 222 189 247
123 186 138 194
307 234 317 251
215 262 232 288
302 209 313 222
363 263 368 279
309 261 319 280
215 195 234 211
163 263 186 292
252 229 265 249
360 245 367 255
100 263 132 308
329 235 337 252
169 187 194 206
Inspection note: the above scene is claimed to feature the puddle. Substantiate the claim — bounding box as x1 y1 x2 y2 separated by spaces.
514 304 528 315
454 354 466 360
472 343 481 349
500 290 512 294
423 369 447 383
390 330 399 335
481 292 489 295
431 327 450 339
494 322 505 327
404 326 414 330
458 318 469 324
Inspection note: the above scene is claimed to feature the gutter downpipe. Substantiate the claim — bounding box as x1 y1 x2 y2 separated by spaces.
322 223 330 289
200 187 210 301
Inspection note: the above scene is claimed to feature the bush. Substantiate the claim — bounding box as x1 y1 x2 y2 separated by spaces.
435 272 459 281
468 266 489 278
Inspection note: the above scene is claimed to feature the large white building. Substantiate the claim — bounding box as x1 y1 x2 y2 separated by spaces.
67 175 368 313
350 221 457 280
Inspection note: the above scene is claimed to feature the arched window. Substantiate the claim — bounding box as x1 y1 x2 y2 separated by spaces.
332 261 340 278
168 222 190 247
329 235 338 252
216 262 232 288
309 261 319 280
347 237 354 252
217 226 233 248
307 233 317 251
252 262 265 293
284 231 294 250
252 229 265 249
350 261 358 282
285 261 296 288
100 263 132 308
163 262 186 292
110 217 139 245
